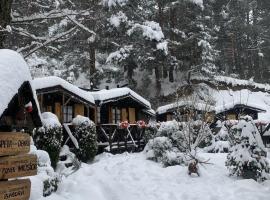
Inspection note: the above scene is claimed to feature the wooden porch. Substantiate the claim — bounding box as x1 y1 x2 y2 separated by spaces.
96 124 146 154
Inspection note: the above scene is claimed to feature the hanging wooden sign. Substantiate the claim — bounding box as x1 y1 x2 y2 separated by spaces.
0 179 31 200
0 132 30 156
0 154 37 179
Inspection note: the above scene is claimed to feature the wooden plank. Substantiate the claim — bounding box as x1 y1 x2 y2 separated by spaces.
0 154 37 179
0 179 31 200
0 133 30 156
128 108 136 123
55 102 62 122
74 104 84 117
121 108 128 121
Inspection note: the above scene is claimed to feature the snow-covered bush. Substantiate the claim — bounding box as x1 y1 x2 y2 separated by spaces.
143 123 158 143
72 115 98 162
29 140 60 199
33 112 63 169
226 116 270 182
205 125 230 153
56 145 81 176
144 136 184 167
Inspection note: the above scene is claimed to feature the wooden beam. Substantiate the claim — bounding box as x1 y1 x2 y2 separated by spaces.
0 179 31 200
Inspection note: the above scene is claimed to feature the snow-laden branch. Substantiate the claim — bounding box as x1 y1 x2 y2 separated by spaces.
12 9 89 23
22 26 77 58
66 15 96 35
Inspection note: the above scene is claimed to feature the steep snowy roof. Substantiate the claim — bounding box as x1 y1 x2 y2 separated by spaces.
157 101 215 115
90 88 151 109
0 49 36 116
33 76 95 104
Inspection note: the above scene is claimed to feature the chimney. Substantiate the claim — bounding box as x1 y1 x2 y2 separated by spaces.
105 86 109 90
117 84 120 88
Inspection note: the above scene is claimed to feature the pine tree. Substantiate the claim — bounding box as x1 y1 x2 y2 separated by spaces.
226 116 270 182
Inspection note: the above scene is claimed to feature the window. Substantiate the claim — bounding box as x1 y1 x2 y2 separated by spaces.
111 107 121 124
63 106 73 123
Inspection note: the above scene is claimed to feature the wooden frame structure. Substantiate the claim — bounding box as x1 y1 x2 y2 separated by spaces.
0 81 42 132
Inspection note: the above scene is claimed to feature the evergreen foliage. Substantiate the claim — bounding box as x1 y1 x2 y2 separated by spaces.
72 116 98 162
226 116 270 182
34 118 63 169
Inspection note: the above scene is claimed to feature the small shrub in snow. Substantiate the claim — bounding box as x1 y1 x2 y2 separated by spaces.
143 123 158 143
145 136 184 167
226 116 270 182
30 141 60 198
72 115 98 162
33 112 63 169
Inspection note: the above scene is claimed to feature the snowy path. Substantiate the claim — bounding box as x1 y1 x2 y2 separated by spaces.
40 153 270 200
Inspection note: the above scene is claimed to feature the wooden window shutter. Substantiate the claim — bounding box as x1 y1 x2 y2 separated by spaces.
128 108 136 123
47 106 52 112
227 114 236 120
167 114 173 121
74 104 85 117
55 102 62 121
121 108 128 121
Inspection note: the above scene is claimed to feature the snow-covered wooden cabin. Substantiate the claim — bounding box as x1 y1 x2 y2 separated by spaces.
156 101 215 123
90 88 155 152
33 76 96 123
215 102 266 121
0 49 42 132
90 88 155 124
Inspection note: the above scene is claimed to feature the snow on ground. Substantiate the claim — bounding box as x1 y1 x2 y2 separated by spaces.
38 152 270 200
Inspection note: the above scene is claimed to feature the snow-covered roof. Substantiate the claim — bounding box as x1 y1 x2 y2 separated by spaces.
156 101 215 115
213 89 270 120
142 109 156 116
215 102 266 114
33 76 95 105
0 49 37 116
90 88 151 109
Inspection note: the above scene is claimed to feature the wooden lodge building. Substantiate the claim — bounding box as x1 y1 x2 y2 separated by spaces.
90 88 155 125
32 76 155 152
33 76 96 124
156 101 215 123
215 103 266 121
0 49 42 132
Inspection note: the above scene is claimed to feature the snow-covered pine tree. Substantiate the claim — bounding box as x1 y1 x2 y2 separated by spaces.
226 116 270 181
72 115 98 162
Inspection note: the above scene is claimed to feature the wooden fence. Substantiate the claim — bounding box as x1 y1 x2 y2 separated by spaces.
96 124 146 153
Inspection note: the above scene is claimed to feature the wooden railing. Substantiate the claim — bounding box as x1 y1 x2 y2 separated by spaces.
96 124 146 153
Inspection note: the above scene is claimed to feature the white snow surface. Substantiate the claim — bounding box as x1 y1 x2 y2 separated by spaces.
33 76 95 104
157 101 215 115
72 115 94 126
90 87 151 108
37 152 270 200
41 112 61 127
0 49 34 116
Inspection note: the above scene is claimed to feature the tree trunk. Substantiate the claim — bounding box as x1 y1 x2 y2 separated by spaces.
0 0 13 48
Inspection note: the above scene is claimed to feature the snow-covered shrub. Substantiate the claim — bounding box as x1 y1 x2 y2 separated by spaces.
143 123 158 143
226 116 270 182
72 115 98 162
56 145 81 176
29 140 60 198
144 136 184 167
205 125 230 153
33 112 63 169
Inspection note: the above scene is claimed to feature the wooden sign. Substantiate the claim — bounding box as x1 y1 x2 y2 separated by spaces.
0 179 31 200
0 132 30 156
0 154 37 179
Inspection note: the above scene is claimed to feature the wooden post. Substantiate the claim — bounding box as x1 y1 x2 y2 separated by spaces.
108 127 112 152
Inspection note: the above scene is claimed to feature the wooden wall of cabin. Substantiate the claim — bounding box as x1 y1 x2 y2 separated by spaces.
99 104 142 124
37 93 96 123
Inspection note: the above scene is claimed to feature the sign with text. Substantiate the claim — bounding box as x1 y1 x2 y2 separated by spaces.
0 179 31 200
0 132 30 156
0 154 37 179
